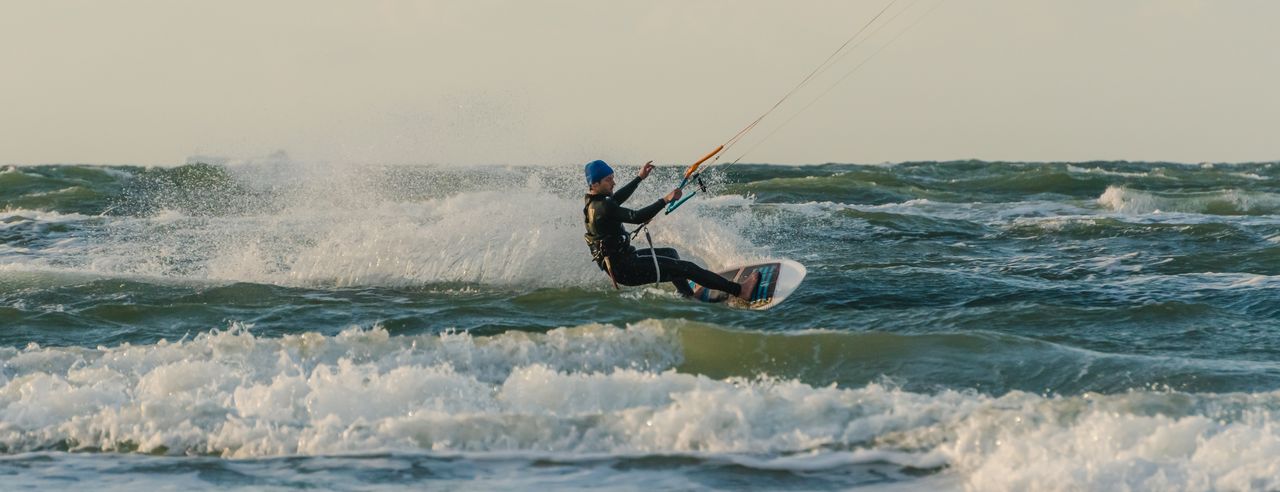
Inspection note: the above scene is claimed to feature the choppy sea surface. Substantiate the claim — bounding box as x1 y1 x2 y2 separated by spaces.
2 160 1279 491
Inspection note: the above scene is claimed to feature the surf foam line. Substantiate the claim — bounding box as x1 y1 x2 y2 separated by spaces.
2 322 1280 490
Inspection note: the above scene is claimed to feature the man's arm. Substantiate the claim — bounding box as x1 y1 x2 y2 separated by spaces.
605 197 667 225
612 176 643 205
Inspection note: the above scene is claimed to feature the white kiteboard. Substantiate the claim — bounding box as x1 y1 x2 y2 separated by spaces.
689 259 807 310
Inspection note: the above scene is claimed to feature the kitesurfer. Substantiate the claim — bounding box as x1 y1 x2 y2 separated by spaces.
582 159 759 300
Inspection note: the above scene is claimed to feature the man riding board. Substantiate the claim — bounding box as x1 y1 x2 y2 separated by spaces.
582 159 759 301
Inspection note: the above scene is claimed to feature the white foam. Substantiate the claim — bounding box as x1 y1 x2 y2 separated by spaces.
1098 185 1280 215
1113 272 1280 292
1066 165 1161 179
0 209 93 224
942 392 1280 491
17 186 84 199
1090 252 1144 274
0 322 683 455
773 199 1091 225
1232 172 1267 181
3 323 1280 490
1098 185 1161 214
724 448 947 471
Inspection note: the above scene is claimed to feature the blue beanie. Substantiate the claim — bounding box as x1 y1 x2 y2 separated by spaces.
585 159 613 185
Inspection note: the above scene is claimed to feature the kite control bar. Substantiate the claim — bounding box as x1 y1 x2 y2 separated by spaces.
664 144 722 215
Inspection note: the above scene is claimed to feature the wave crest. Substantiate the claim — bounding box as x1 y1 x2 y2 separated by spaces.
1098 185 1280 215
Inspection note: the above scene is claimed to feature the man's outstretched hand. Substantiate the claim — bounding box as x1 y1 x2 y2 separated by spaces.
637 160 679 204
638 161 655 179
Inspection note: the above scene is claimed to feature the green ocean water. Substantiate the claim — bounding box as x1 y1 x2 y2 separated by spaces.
1 160 1279 490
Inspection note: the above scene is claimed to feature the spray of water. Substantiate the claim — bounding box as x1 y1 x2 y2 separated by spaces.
7 161 765 289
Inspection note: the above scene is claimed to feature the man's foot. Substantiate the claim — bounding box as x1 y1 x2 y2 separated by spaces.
736 271 761 301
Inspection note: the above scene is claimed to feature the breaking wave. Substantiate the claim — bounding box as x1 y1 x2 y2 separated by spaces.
2 322 1280 491
1098 185 1280 216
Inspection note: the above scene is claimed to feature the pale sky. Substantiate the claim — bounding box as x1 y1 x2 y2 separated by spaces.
2 0 1277 166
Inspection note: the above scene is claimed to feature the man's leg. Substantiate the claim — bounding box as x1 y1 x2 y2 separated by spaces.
649 255 741 297
636 248 695 296
650 253 761 301
616 250 751 299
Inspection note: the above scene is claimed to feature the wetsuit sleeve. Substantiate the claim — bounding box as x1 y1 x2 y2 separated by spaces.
605 198 666 224
611 176 643 205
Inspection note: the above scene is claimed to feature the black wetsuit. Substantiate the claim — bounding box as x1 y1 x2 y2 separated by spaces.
583 176 741 297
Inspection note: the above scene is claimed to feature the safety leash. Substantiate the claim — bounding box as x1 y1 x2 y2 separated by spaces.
644 229 660 283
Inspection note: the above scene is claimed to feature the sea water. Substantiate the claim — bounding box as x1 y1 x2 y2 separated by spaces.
1 160 1278 490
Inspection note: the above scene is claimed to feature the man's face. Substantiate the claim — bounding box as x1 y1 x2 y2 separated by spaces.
591 174 616 195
